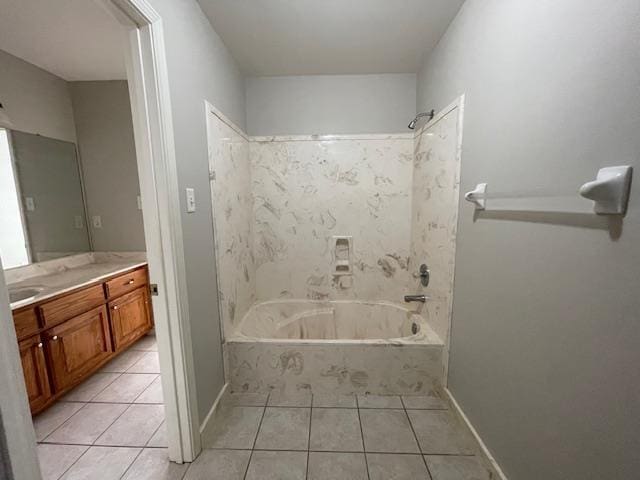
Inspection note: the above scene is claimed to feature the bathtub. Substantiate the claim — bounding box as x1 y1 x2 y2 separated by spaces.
225 300 444 395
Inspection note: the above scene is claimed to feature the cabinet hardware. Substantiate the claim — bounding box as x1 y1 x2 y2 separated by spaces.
52 335 58 341
37 342 43 348
113 306 119 310
127 279 134 285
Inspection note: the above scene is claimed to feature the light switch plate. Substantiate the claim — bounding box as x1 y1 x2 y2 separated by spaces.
186 188 196 213
25 197 35 211
92 215 102 228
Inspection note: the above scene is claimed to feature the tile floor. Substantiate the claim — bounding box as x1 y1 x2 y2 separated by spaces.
195 391 494 480
35 337 493 479
33 334 177 480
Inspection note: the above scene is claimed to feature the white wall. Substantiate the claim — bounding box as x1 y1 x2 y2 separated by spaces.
70 81 145 252
417 1 640 479
0 49 76 142
246 74 416 135
147 0 247 423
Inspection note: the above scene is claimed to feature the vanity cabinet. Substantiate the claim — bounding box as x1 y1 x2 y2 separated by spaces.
45 305 112 392
18 334 52 412
109 287 152 352
11 265 153 415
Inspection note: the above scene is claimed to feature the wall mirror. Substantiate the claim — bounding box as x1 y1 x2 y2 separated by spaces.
0 128 91 269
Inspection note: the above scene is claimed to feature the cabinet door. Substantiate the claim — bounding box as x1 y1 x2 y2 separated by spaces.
109 287 152 352
19 335 52 413
46 305 113 392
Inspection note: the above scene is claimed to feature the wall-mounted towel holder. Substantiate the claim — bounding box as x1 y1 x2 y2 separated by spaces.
464 166 632 215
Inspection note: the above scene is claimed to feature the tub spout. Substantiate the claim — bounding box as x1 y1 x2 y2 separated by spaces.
404 295 426 303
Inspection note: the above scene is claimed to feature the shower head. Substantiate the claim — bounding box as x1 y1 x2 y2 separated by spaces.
408 109 435 130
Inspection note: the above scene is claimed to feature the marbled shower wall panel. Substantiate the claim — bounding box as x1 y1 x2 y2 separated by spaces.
250 135 414 303
207 112 255 337
409 109 462 343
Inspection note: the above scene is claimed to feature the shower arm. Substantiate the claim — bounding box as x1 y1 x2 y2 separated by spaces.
408 109 435 130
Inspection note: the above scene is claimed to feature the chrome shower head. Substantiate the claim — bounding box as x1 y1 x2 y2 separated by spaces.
408 109 435 130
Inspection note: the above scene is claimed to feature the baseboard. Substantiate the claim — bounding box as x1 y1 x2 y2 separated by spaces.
444 388 509 480
199 382 229 435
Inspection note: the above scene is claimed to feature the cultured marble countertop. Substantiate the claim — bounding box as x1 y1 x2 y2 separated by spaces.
8 257 147 310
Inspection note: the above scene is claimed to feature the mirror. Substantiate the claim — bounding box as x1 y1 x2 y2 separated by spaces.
0 129 91 269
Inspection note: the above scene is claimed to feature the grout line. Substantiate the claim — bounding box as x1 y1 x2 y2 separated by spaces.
242 393 269 480
118 446 145 480
355 397 371 480
400 396 433 480
306 394 313 480
51 444 91 480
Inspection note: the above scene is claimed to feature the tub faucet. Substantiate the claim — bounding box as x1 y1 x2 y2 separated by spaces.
404 294 426 303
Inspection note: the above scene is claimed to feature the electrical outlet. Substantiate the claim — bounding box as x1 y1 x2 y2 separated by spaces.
92 215 102 228
25 197 35 211
186 188 196 213
74 215 84 229
137 195 142 210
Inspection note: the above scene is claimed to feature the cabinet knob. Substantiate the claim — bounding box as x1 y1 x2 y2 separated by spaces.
127 279 134 285
52 335 58 341
37 342 43 348
113 305 119 310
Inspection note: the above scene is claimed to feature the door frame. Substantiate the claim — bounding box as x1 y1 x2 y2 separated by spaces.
0 1 201 475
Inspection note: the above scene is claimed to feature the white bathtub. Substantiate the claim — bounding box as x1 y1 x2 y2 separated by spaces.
225 300 444 395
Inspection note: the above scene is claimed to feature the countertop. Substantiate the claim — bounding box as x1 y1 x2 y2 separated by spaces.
8 259 147 310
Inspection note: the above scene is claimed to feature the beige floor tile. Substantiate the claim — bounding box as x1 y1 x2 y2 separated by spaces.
37 444 88 480
426 455 492 480
401 391 447 410
135 376 164 404
367 453 430 480
95 404 165 447
147 422 168 447
92 373 157 403
127 352 161 374
267 390 312 407
61 373 121 403
59 446 140 480
183 449 250 480
360 409 419 453
307 452 368 480
202 406 264 449
407 410 475 455
33 402 85 441
254 407 310 451
312 393 357 408
99 350 146 373
245 450 307 480
357 394 403 409
121 448 188 480
310 408 363 451
44 403 128 445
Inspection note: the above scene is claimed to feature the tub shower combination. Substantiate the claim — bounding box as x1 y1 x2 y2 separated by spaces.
207 99 463 396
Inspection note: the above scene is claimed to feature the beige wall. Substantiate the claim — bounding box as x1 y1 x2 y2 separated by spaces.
70 81 145 252
417 0 640 478
0 49 76 142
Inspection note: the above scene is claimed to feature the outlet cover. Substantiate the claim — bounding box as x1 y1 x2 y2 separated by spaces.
92 215 102 228
25 197 35 211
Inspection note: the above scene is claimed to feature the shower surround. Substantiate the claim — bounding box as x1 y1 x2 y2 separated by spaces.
207 98 463 394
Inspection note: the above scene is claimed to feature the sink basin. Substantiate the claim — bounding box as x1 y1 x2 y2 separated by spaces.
9 287 44 303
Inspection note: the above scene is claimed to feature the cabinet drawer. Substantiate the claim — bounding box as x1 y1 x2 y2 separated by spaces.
13 307 40 340
105 268 148 299
39 285 105 328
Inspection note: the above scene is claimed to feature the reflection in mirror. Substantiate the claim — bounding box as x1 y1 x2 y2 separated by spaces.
0 129 90 269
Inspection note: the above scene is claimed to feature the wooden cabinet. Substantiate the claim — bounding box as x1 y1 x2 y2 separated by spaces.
18 335 52 412
45 305 112 392
109 287 152 352
11 265 153 414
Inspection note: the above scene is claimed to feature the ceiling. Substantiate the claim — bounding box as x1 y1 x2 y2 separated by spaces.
0 0 126 81
197 0 465 76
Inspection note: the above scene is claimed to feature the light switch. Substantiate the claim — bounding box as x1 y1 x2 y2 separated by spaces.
92 215 102 228
25 197 35 211
186 188 196 213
